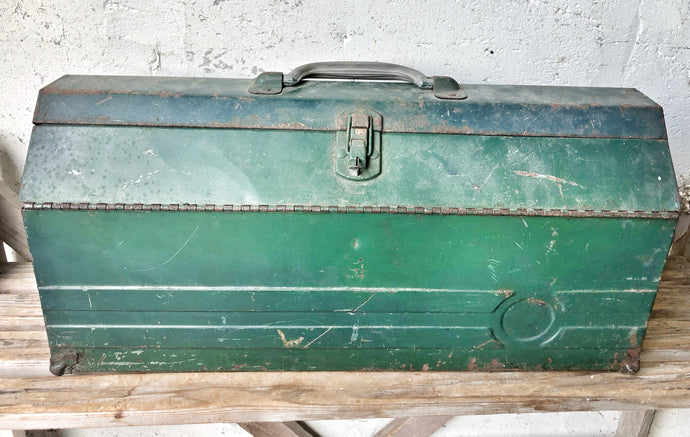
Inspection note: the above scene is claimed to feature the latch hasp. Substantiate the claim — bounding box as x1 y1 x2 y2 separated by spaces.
335 111 382 181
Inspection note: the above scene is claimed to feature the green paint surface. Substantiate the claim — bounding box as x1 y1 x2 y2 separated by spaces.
22 77 678 373
22 126 678 213
24 210 673 372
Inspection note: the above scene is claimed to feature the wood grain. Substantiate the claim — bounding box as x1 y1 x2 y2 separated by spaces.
615 409 656 437
0 257 688 429
238 422 317 437
372 416 454 437
0 196 31 262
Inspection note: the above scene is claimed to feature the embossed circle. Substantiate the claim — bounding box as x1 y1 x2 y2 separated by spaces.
501 298 555 342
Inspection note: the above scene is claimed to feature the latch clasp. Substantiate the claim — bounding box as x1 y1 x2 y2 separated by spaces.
336 112 382 181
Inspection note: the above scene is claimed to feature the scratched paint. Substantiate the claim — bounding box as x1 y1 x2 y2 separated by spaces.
2 0 689 207
21 126 679 213
14 14 684 373
26 207 675 372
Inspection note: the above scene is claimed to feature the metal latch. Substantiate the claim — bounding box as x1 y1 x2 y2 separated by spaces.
335 112 382 181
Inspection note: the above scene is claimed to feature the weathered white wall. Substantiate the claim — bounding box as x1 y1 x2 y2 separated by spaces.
1 0 689 202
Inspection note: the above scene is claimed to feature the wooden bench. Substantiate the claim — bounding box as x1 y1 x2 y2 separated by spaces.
1 194 688 436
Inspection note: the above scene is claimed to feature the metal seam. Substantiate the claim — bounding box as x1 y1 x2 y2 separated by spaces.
32 120 667 141
20 202 679 219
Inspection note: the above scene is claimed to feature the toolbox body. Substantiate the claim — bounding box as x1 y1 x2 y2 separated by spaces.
21 63 679 374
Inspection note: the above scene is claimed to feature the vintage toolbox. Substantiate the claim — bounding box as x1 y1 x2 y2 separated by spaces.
21 62 679 375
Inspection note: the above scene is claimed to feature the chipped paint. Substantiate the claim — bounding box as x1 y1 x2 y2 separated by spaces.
513 170 583 188
276 329 304 348
350 325 359 342
14 3 684 375
1 0 689 209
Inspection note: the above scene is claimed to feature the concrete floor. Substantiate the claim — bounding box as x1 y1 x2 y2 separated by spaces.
3 409 689 437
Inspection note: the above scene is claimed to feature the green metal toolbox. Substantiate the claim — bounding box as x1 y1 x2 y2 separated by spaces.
20 62 679 375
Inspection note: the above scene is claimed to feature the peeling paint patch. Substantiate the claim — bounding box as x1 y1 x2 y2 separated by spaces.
350 325 359 342
514 170 584 188
277 329 304 348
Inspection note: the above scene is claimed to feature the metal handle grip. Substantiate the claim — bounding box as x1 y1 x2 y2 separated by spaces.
248 61 466 99
283 62 434 89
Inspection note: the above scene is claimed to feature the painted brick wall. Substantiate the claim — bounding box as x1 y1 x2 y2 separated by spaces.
1 0 688 202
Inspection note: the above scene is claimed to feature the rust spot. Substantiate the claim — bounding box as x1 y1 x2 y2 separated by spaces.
422 363 430 371
97 353 106 365
618 346 641 374
114 410 124 419
49 350 82 376
472 339 500 350
156 91 183 98
429 123 475 135
43 86 105 96
43 87 184 98
629 330 639 347
233 363 247 370
467 358 479 371
484 359 506 371
405 114 432 129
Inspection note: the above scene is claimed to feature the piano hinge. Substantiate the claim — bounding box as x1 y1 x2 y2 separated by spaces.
20 202 679 219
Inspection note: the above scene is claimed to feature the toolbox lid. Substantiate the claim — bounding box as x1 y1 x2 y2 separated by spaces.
34 73 668 140
23 65 679 215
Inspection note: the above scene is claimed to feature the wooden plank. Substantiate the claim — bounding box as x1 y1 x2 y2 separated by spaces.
0 263 41 293
615 409 656 437
238 422 317 437
0 258 688 429
373 416 454 437
0 195 31 262
0 315 46 331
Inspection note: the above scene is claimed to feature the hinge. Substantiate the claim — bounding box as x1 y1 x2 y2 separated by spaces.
335 111 382 181
21 202 680 219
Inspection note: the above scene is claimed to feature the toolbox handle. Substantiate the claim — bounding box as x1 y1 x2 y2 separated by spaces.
285 61 433 88
249 62 467 99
